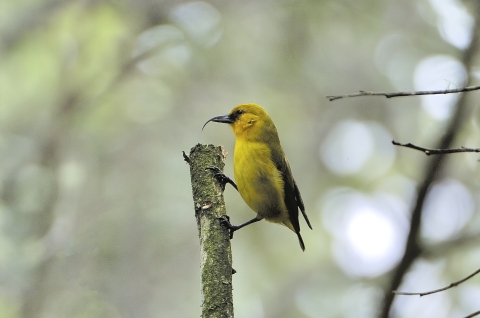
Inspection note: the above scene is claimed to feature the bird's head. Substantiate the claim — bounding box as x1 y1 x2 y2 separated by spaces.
203 103 277 141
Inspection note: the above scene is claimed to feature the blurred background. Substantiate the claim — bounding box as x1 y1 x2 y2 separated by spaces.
1 0 480 317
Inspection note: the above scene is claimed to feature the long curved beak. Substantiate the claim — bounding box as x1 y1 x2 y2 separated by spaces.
202 114 234 130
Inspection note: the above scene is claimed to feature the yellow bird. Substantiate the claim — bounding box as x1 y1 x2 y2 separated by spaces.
203 103 312 251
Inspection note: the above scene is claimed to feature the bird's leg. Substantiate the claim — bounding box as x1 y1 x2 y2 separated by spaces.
206 166 238 191
218 214 263 239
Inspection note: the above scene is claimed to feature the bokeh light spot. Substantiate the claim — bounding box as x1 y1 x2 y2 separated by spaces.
346 208 395 261
422 179 474 242
133 25 192 77
320 120 395 178
429 0 473 49
320 120 373 175
393 260 450 317
321 189 408 277
170 1 223 47
413 55 467 120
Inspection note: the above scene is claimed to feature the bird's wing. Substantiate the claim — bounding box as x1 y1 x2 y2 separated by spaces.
270 147 312 232
294 179 312 229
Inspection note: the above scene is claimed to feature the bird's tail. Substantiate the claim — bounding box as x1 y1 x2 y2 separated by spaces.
296 232 305 251
283 221 306 251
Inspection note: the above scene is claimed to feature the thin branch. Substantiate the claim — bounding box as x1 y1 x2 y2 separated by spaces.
393 268 480 296
392 140 480 155
326 85 480 101
182 151 191 164
378 2 480 317
465 310 480 318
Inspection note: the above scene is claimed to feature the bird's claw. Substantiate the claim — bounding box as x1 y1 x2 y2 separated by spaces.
217 215 236 239
206 166 238 191
207 166 227 183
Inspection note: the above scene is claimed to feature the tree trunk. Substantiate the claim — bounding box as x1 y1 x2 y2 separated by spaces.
185 144 234 318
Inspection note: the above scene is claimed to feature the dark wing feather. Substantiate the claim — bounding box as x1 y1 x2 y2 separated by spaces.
278 159 301 232
294 180 312 229
269 145 311 250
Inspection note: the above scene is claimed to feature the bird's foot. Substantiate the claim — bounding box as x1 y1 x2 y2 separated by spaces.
217 215 240 239
206 166 238 191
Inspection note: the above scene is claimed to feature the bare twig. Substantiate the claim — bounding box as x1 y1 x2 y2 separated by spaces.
378 2 480 317
392 140 480 155
326 85 480 101
182 151 191 164
393 268 480 296
465 310 480 318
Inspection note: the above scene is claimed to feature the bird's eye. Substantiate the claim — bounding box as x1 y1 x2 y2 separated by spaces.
230 109 244 121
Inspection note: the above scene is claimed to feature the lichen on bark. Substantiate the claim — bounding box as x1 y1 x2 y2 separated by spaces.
186 144 233 318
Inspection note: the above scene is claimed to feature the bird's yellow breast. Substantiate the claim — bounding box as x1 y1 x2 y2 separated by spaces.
233 139 288 222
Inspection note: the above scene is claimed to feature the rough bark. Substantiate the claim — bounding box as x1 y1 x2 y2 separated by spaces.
185 144 234 318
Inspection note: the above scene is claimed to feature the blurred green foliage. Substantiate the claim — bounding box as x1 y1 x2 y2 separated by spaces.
1 0 480 317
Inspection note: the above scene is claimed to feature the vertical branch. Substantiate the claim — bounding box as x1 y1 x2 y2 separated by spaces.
379 2 480 317
186 144 234 318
